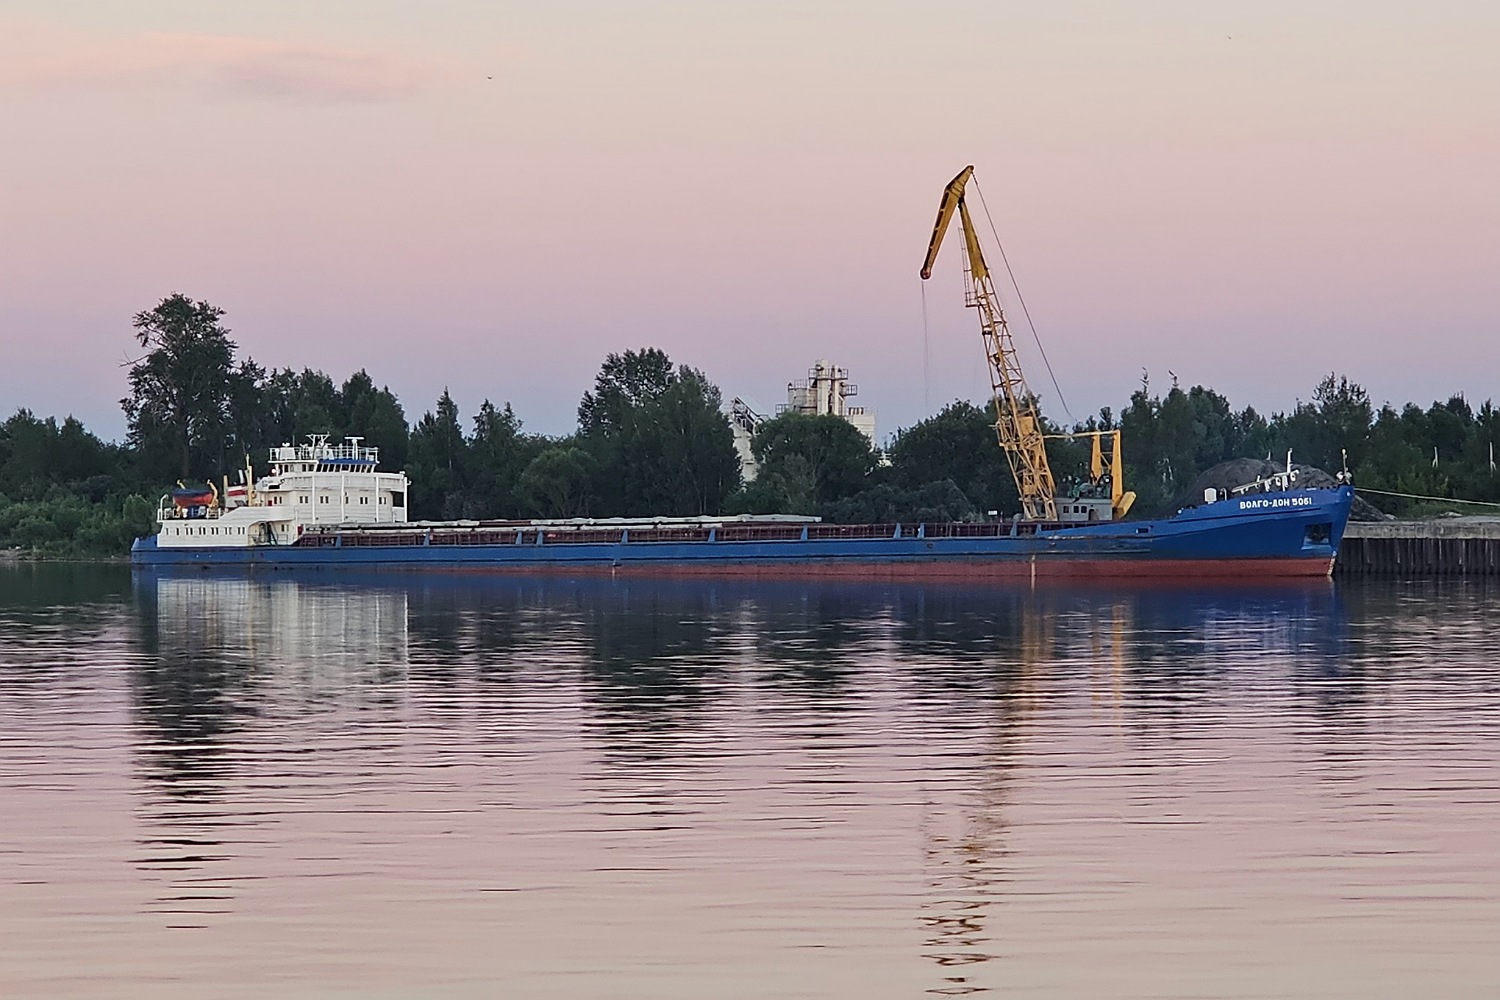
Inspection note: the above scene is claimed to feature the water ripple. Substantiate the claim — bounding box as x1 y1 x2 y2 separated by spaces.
0 569 1497 997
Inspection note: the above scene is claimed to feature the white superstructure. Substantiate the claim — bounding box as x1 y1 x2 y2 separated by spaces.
154 436 409 548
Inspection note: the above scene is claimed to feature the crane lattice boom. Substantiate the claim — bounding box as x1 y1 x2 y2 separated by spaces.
919 166 1058 521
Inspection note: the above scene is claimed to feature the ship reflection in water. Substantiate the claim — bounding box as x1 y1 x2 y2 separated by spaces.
143 572 410 671
2 568 1496 998
126 574 411 928
132 573 410 785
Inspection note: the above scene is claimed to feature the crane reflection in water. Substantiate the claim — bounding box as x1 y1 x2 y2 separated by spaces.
901 582 1348 995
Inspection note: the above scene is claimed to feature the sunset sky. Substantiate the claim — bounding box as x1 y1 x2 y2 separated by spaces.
2 1 1496 441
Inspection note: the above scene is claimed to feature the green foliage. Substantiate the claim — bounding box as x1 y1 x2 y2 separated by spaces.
1 410 124 501
407 389 468 519
820 480 975 523
122 294 241 480
462 401 543 519
12 290 1500 557
0 491 155 557
518 445 599 518
727 453 818 515
0 408 155 556
885 401 1017 515
623 368 741 516
578 348 677 438
578 349 741 516
745 413 876 510
1110 371 1500 517
341 371 410 470
1353 395 1500 515
248 367 409 471
1119 375 1275 515
1271 373 1373 473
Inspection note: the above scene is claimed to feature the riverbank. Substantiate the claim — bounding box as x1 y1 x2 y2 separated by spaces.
1 549 130 565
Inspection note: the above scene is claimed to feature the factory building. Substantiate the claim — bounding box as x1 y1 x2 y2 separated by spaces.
728 360 877 482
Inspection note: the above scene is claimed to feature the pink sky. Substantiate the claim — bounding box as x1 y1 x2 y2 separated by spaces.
1 2 1496 442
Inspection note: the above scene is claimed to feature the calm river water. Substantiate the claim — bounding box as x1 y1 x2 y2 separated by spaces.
1 565 1496 998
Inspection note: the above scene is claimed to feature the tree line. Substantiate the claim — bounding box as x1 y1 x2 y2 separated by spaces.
2 293 1496 555
1111 372 1500 516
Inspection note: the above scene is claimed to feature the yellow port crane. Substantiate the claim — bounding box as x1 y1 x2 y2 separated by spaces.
919 165 1133 522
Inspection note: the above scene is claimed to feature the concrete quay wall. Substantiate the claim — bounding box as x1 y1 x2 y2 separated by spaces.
1337 520 1500 576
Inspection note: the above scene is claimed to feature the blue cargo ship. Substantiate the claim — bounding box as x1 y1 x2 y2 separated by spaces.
131 166 1356 580
131 439 1353 579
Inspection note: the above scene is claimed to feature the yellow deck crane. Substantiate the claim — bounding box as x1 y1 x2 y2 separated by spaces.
920 166 1134 522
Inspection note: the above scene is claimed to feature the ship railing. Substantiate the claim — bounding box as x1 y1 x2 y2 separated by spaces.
918 522 1010 538
271 442 381 464
157 500 223 521
716 525 805 542
295 520 1026 548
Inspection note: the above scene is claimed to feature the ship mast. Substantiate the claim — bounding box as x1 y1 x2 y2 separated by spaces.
920 166 1058 521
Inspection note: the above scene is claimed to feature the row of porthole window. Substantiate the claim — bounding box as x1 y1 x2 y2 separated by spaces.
168 525 246 536
292 494 380 504
255 493 401 507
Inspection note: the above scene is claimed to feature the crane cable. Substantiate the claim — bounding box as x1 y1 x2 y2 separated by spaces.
920 280 931 417
971 175 1074 424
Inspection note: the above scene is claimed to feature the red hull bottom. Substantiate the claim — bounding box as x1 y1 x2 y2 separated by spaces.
427 556 1336 583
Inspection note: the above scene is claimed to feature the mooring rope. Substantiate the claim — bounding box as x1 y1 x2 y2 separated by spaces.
1356 487 1500 510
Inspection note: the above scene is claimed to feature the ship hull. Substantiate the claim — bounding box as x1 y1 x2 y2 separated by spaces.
132 486 1353 581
